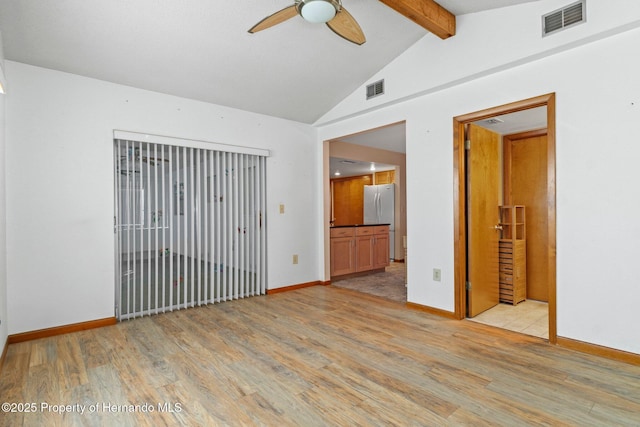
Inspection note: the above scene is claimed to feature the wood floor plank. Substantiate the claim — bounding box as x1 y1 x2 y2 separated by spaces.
23 362 62 427
76 328 113 369
159 381 224 426
85 364 134 426
420 360 574 426
323 362 449 425
28 338 56 367
2 285 639 426
298 386 373 426
163 357 255 425
54 334 89 391
0 342 31 403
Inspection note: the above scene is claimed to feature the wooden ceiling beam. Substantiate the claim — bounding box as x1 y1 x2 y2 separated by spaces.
379 0 456 39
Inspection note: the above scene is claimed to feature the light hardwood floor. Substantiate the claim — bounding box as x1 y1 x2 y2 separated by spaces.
1 286 639 426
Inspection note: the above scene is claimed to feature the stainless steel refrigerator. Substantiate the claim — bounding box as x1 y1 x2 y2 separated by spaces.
363 184 395 259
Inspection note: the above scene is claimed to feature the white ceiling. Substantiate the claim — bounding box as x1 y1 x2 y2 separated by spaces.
328 106 547 177
334 122 407 153
0 0 541 124
473 106 548 135
330 157 396 178
328 105 547 157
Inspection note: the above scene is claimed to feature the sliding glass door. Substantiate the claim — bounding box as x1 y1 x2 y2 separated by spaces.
114 138 267 320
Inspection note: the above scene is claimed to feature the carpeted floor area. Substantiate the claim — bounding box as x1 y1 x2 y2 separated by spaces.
331 262 406 303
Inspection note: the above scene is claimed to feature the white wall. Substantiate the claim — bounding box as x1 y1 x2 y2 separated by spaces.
317 7 640 354
5 62 319 334
317 0 640 125
0 32 7 349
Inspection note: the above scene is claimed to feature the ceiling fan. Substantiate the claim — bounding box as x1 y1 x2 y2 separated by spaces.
248 0 366 45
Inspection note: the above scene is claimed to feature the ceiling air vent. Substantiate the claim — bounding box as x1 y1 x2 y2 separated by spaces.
366 79 384 100
483 118 504 126
543 0 586 36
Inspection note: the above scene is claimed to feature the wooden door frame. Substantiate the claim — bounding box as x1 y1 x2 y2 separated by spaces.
453 93 557 343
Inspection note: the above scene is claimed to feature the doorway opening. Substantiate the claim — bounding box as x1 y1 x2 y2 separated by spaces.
323 122 407 302
453 94 557 343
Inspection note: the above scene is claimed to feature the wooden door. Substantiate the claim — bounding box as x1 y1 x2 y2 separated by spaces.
467 124 501 317
504 130 549 301
332 179 353 226
331 175 372 225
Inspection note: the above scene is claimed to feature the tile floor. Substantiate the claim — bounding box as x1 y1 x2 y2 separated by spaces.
331 262 406 304
467 300 549 339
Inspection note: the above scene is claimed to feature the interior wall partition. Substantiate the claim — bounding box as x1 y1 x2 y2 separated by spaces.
113 133 268 320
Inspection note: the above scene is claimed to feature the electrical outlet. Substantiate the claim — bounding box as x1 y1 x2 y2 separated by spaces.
293 254 298 264
279 204 285 214
433 268 441 282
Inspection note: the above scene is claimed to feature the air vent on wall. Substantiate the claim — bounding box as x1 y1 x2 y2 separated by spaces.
366 79 384 100
542 0 585 36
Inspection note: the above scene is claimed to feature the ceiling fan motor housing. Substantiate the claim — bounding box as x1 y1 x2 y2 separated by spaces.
296 0 342 23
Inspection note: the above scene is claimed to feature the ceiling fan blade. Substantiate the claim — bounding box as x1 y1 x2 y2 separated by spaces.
249 5 298 33
326 7 366 45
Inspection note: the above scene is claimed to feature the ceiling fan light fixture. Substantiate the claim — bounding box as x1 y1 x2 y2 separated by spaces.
249 0 364 45
297 0 340 24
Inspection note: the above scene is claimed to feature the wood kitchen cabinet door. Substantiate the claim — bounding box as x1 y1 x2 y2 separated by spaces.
355 235 375 272
374 170 395 184
373 233 390 269
330 237 355 276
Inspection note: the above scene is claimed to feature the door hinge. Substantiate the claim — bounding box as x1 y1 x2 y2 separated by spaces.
466 281 471 290
465 140 471 150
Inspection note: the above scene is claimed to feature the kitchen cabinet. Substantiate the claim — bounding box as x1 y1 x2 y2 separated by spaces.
374 170 395 184
330 227 355 276
356 227 375 272
373 229 390 268
331 225 389 278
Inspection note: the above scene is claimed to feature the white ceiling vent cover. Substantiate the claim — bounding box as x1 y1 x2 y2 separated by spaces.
366 79 384 100
543 0 586 36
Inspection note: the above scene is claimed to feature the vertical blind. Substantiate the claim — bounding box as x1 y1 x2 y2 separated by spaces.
114 138 267 320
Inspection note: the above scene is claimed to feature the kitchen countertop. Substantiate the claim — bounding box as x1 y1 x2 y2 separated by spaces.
330 224 390 228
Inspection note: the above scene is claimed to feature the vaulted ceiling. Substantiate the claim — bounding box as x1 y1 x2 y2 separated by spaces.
0 0 540 124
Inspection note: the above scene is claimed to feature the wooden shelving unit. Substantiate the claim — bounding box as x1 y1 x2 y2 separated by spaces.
498 205 527 305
